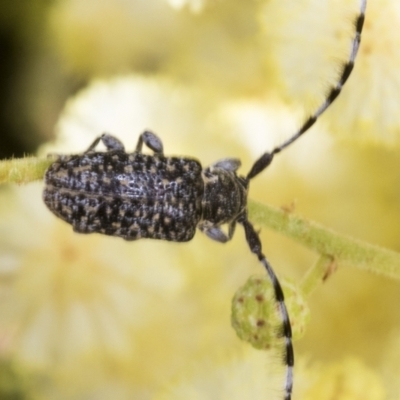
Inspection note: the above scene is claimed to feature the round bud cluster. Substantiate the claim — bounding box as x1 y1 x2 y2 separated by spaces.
231 275 309 349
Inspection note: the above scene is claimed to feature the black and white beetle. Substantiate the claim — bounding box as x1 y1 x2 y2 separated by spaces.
43 2 366 399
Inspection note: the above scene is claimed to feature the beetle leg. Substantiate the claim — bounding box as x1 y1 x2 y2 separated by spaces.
135 130 164 155
198 220 235 243
101 134 125 151
211 158 241 172
228 220 236 238
84 133 125 153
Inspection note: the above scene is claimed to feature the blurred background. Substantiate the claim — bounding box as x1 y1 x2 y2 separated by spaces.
1 0 400 399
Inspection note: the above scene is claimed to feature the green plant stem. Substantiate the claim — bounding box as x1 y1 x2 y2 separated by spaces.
1 157 400 282
0 157 52 185
249 200 400 281
299 255 335 298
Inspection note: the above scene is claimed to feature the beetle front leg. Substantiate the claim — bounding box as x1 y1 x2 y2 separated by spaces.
198 220 236 243
135 130 164 155
84 133 125 153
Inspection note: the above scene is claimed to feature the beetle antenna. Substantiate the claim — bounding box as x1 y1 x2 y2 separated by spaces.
247 0 366 181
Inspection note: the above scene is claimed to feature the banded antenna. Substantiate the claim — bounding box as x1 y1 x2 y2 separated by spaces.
247 0 367 181
244 1 367 399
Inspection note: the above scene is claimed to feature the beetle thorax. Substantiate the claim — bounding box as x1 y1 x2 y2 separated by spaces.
200 165 248 225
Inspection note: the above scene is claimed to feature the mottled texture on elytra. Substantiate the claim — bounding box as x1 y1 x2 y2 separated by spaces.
43 151 204 241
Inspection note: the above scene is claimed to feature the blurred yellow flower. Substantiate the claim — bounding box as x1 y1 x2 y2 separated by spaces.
166 0 206 13
301 357 386 400
155 347 290 400
0 184 184 367
0 181 256 398
327 0 400 145
48 0 278 96
155 351 388 400
3 1 400 399
49 0 182 75
39 75 231 158
261 0 400 146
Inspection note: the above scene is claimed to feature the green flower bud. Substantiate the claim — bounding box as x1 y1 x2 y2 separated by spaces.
231 275 309 350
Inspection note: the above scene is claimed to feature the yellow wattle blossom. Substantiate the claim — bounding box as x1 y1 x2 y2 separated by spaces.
166 0 206 13
0 184 184 366
154 348 289 400
155 352 388 400
48 0 182 76
0 181 252 398
327 0 400 145
48 0 278 96
2 0 400 399
261 0 400 145
41 75 236 156
301 358 386 400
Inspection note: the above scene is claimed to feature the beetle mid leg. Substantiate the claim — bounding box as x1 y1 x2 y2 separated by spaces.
84 133 125 153
211 158 241 172
198 220 236 243
135 130 164 155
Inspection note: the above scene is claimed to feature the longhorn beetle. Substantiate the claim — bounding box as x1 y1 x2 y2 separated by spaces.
43 2 366 399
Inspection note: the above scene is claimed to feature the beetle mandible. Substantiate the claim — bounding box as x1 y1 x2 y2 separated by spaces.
43 2 366 399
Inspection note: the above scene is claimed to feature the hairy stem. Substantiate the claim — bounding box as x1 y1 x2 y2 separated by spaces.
249 200 400 281
0 157 52 185
1 157 400 283
299 255 336 298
